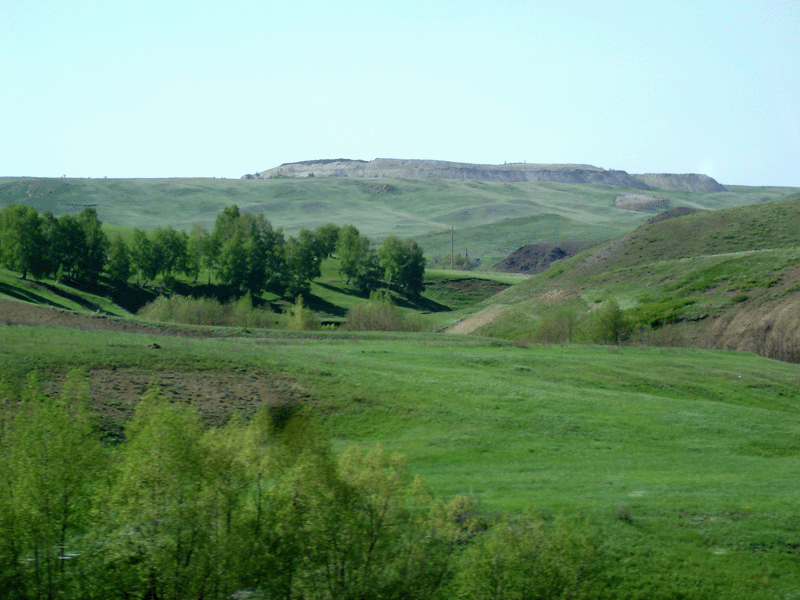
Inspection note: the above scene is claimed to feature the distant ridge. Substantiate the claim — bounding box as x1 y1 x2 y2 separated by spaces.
246 158 727 192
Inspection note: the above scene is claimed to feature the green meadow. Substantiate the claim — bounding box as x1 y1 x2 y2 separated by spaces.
3 176 800 597
2 323 800 596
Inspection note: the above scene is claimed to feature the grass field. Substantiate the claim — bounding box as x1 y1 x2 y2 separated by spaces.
4 178 800 596
2 322 800 597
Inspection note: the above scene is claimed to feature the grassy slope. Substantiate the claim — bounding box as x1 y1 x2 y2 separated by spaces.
478 196 800 346
2 324 800 596
3 176 797 267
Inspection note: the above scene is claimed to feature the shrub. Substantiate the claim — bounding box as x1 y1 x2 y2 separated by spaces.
589 300 631 345
283 296 318 331
137 295 275 328
342 291 426 332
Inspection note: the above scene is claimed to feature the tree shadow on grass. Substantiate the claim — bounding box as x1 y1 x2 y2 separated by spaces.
393 294 451 313
0 281 72 310
303 293 348 317
315 281 365 299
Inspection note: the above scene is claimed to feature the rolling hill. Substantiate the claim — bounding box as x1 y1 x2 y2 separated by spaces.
2 170 796 268
462 195 800 361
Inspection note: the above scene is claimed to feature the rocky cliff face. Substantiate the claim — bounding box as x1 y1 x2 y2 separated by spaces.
246 158 727 192
633 173 727 193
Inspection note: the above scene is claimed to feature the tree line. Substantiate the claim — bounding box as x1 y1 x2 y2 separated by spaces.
0 203 426 300
0 371 597 600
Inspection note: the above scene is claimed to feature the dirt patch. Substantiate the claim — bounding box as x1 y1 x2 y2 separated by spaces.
0 297 225 337
41 367 308 441
493 241 596 274
445 306 507 335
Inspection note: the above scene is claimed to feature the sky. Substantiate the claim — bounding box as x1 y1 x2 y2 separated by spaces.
2 0 798 186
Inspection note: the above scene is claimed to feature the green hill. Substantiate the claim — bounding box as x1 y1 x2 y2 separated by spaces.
471 196 800 361
2 176 797 267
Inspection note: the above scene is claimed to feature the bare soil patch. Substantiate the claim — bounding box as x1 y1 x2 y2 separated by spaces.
41 367 308 441
445 306 507 334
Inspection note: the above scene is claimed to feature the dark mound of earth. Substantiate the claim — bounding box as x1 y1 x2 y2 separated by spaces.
493 241 597 274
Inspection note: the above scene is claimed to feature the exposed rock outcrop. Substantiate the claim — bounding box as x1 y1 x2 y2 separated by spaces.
247 158 727 193
633 173 727 192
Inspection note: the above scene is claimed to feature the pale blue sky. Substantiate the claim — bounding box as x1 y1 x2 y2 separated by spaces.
2 0 798 186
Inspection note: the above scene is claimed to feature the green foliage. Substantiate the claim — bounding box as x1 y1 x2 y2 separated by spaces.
589 300 631 344
343 290 426 332
285 228 324 297
283 295 318 330
0 204 47 280
378 235 426 296
75 207 110 282
105 233 133 283
137 294 275 328
0 371 103 599
453 514 596 600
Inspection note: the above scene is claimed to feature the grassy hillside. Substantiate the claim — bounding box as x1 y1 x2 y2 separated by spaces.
474 196 800 360
2 323 800 596
3 176 797 266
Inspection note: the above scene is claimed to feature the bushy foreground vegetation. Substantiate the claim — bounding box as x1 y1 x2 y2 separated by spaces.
137 294 277 328
0 372 596 600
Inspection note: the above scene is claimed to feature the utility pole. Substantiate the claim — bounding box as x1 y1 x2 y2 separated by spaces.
451 226 454 270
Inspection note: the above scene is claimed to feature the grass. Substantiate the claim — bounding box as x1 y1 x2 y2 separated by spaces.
3 175 797 267
2 324 800 596
480 196 800 346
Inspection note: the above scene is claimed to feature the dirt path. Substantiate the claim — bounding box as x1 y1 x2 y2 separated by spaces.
444 306 506 334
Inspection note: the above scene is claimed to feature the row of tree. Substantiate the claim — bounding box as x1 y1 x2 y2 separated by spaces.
0 203 427 299
0 371 597 600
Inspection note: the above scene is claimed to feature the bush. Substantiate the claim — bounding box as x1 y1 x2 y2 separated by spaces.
589 300 631 345
342 291 426 332
137 294 275 328
452 513 597 600
283 296 318 330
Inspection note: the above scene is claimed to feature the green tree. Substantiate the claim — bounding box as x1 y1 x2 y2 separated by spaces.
152 225 188 281
314 223 340 257
48 214 87 281
105 233 133 284
131 229 158 285
378 236 426 296
0 204 47 280
186 224 211 283
213 206 286 297
2 371 104 599
94 383 209 600
285 229 323 297
75 207 109 282
336 224 367 284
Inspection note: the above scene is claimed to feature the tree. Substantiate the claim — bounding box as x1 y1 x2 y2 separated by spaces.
2 371 104 599
95 383 209 600
131 229 158 285
336 224 367 284
0 204 47 280
48 214 87 281
213 206 286 297
75 207 109 282
314 223 340 258
186 224 211 284
335 225 382 296
152 225 188 281
105 234 133 284
378 236 426 297
285 229 323 298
